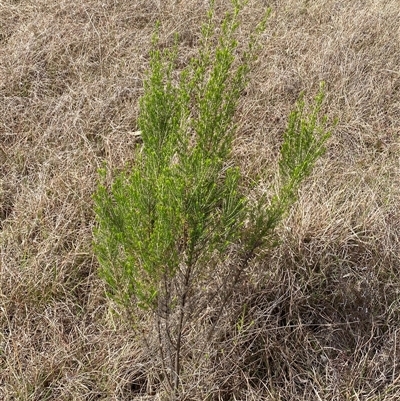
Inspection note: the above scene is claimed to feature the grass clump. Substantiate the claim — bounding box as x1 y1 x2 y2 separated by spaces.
93 0 331 396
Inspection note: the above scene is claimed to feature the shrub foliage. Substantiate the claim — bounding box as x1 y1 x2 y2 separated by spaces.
93 0 331 395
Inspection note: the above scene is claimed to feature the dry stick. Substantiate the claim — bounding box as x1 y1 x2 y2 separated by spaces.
173 261 193 396
154 271 174 394
161 270 176 358
156 314 173 394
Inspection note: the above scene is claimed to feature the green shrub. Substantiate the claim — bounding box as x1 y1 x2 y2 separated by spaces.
93 0 331 395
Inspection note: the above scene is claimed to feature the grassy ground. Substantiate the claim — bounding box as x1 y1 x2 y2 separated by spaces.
1 0 399 399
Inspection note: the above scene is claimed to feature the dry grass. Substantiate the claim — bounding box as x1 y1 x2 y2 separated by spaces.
1 0 399 399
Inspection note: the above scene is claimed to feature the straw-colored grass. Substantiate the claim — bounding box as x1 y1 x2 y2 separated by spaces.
1 0 399 399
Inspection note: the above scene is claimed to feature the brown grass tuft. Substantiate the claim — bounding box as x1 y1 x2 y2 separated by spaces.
1 0 399 399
